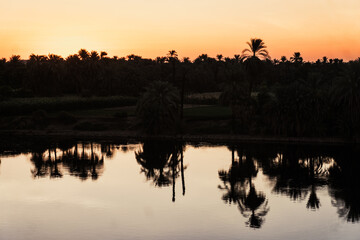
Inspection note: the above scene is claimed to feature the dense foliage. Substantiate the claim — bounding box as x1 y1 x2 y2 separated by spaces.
0 47 359 138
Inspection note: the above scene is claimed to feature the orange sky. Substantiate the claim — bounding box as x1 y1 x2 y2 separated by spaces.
1 0 360 61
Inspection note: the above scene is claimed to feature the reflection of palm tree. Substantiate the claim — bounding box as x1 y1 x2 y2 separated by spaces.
238 184 269 229
135 141 186 202
218 146 268 228
49 148 62 179
135 142 173 187
306 157 323 210
30 142 104 181
31 150 49 178
328 149 360 222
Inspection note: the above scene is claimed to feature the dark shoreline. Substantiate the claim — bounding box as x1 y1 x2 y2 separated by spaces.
0 130 356 146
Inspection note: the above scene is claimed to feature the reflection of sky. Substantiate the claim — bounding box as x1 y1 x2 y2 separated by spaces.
0 145 358 240
1 0 360 61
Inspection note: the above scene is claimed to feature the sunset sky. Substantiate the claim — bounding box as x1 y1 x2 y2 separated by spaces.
1 0 360 61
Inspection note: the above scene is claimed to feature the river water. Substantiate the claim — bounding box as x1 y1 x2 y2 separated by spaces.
0 140 359 240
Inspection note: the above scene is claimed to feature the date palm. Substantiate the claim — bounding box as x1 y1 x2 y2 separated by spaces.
290 52 303 63
242 38 269 60
136 81 180 134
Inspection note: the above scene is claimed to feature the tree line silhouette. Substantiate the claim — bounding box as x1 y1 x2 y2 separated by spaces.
1 38 359 137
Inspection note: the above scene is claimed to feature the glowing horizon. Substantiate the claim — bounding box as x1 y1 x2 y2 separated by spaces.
1 0 360 61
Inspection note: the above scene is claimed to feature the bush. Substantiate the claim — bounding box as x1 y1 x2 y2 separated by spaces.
0 96 137 116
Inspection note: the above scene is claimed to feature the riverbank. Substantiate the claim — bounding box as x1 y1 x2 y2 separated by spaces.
0 129 355 145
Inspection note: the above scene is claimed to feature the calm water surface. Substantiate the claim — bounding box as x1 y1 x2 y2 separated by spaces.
0 140 359 240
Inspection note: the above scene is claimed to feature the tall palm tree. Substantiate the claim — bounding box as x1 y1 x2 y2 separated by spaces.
136 81 180 134
241 38 269 97
167 50 178 84
241 38 270 60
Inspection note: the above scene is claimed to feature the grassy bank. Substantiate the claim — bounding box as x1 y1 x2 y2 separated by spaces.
0 96 137 116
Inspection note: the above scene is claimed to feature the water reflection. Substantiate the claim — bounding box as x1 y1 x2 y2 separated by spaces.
328 150 360 222
0 139 359 227
135 141 186 202
30 142 105 180
255 146 331 211
218 146 269 228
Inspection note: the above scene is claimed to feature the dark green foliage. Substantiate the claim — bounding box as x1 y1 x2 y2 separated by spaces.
0 96 136 116
136 81 180 134
0 49 359 138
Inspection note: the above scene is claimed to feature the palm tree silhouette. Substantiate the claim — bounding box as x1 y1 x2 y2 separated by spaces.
290 52 303 63
328 149 360 222
136 141 186 201
167 50 178 84
216 54 223 62
241 38 270 60
136 81 180 134
218 146 269 228
78 49 90 61
238 184 269 229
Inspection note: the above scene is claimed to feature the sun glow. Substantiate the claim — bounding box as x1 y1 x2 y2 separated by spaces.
1 0 360 61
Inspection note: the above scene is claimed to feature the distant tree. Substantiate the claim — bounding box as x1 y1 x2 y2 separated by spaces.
136 81 180 134
100 51 108 59
241 38 269 96
90 51 100 61
290 52 303 63
167 50 178 83
78 49 90 61
241 38 270 60
280 56 287 63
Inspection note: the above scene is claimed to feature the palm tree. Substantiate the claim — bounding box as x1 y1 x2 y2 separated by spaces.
100 51 108 59
90 51 100 61
331 63 360 136
167 50 178 84
78 49 90 61
136 81 180 134
241 38 269 96
280 56 287 63
290 52 303 63
241 38 270 60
